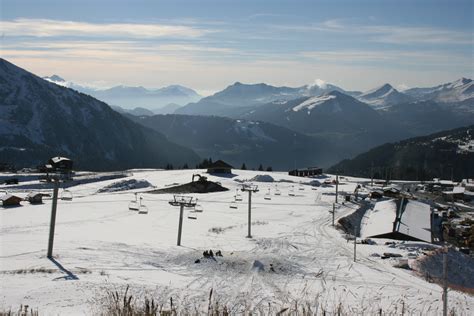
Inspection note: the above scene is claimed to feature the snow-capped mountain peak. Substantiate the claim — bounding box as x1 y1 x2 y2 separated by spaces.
357 83 412 108
43 74 65 83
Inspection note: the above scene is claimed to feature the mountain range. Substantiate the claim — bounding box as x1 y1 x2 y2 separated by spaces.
127 114 337 169
1 58 199 170
43 75 201 111
3 58 474 174
328 125 474 181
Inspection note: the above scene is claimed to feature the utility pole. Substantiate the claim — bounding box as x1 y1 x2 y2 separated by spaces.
241 184 259 238
169 195 196 246
335 174 339 204
47 178 60 258
332 203 335 226
370 162 374 187
443 252 448 316
354 225 357 262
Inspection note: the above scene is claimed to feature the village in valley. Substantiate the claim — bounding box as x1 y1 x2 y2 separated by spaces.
1 156 473 314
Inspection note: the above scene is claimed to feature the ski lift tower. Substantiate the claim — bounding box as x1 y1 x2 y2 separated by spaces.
169 195 196 246
241 184 259 238
46 157 74 259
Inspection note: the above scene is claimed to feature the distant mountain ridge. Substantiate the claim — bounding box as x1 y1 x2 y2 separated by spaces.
404 78 473 103
357 83 413 109
127 114 337 169
328 125 474 181
175 81 353 116
43 75 201 110
1 58 199 170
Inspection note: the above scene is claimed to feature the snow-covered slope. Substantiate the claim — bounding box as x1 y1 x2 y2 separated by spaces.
357 84 413 109
1 169 472 314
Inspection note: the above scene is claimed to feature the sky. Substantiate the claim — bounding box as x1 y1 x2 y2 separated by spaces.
1 0 473 95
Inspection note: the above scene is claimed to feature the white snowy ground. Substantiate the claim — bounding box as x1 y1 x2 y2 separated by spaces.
1 169 473 315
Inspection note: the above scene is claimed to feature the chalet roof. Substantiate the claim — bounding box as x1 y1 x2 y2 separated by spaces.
0 194 22 201
398 200 431 243
50 156 71 164
26 192 50 199
443 186 466 195
207 160 233 169
361 199 432 243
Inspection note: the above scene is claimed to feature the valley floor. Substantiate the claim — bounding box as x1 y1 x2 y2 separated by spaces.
0 169 473 315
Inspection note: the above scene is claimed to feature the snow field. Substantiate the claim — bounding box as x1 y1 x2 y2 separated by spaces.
1 169 473 314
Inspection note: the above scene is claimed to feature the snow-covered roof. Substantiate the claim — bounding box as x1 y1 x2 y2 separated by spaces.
50 156 71 164
360 199 397 238
398 200 431 243
361 199 432 243
443 186 465 195
0 194 21 201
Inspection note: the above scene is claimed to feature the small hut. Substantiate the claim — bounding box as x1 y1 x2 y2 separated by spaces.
207 160 233 174
49 157 73 171
26 192 50 204
0 194 22 207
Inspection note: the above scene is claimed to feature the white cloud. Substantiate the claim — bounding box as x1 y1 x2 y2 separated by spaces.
300 50 470 67
0 18 209 39
273 19 472 45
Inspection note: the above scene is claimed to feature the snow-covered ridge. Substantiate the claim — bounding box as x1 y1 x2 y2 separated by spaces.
292 94 336 112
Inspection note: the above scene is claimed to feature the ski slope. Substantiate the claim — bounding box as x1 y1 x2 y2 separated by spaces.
1 169 472 314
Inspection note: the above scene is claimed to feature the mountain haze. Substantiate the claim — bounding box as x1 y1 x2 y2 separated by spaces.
1 58 199 170
128 114 336 169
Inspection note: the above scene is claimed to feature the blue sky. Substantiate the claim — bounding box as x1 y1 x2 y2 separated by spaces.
1 0 472 94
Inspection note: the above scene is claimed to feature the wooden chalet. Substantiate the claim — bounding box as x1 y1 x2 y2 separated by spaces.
26 192 50 204
207 160 233 174
48 157 73 171
0 194 22 207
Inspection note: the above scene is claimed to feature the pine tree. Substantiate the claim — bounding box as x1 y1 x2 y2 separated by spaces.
258 164 264 171
266 166 273 172
241 163 247 170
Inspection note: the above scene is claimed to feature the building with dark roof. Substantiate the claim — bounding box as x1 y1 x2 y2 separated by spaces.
0 194 22 207
289 167 323 177
207 160 233 174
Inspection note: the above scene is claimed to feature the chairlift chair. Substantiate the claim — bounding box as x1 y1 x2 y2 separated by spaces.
299 182 305 191
188 210 198 220
235 189 243 201
288 185 295 196
274 184 281 196
264 188 271 200
229 198 238 209
194 198 203 213
138 197 148 214
128 193 139 211
60 189 73 201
